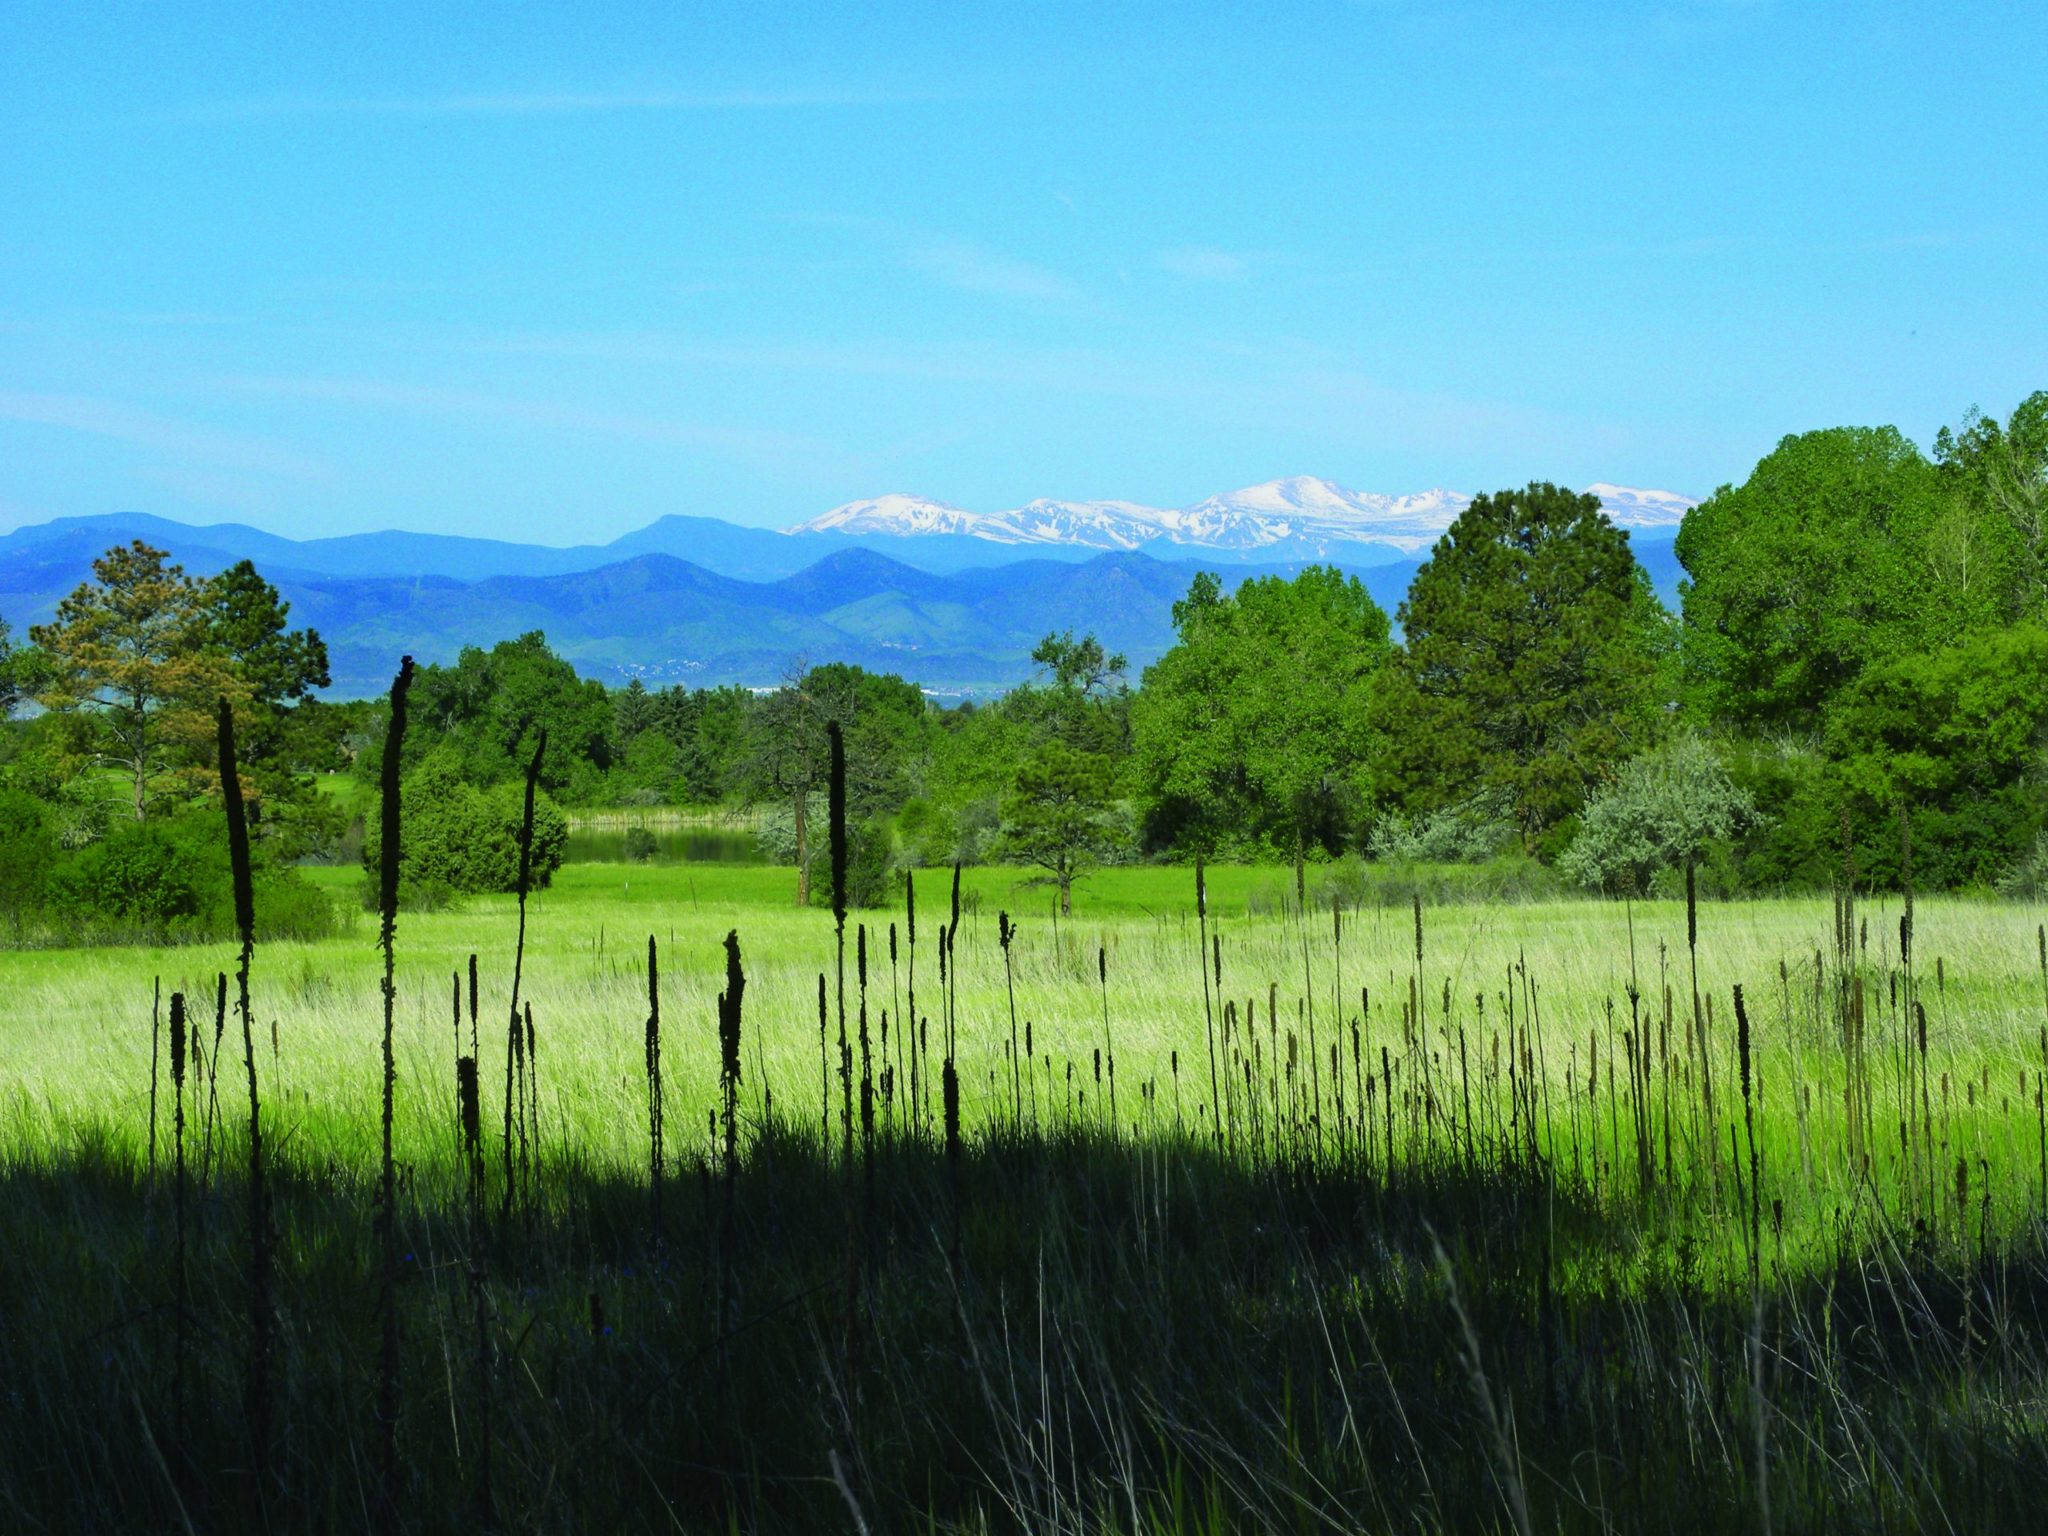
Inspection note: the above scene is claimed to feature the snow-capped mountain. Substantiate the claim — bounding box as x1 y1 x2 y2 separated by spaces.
798 493 987 538
791 478 1695 556
1579 483 1698 530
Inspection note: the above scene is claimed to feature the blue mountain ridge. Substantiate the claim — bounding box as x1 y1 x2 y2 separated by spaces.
0 511 1682 698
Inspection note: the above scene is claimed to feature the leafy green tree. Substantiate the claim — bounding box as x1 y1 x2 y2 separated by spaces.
905 699 1033 866
196 560 335 852
614 729 682 803
648 683 750 803
30 541 233 821
394 632 613 801
40 810 337 943
746 662 926 903
994 737 1125 914
1823 624 2048 887
1135 568 1391 891
1559 733 1753 895
1676 427 2016 732
1935 391 2048 612
1031 630 1127 697
1374 485 1660 849
612 677 659 752
199 561 330 708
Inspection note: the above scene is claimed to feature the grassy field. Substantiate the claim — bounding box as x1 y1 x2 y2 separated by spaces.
5 859 2048 1530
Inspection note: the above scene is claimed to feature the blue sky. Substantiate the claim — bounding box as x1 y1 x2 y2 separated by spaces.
1 1 2042 542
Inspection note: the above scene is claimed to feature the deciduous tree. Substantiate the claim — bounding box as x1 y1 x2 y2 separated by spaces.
1136 567 1391 895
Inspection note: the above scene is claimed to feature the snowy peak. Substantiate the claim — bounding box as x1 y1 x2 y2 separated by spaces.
989 499 1169 548
1580 483 1696 529
1174 479 1472 552
787 479 1697 554
804 493 985 538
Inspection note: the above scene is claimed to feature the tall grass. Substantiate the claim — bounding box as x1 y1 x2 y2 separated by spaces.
374 656 412 1534
7 824 2048 1527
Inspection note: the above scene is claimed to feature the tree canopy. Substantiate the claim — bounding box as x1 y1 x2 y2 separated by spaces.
1675 426 2021 731
1376 483 1662 847
1135 566 1391 877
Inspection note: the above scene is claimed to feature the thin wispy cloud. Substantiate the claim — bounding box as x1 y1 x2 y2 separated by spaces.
446 329 1170 397
173 86 958 123
907 241 1078 305
215 374 823 459
0 390 326 480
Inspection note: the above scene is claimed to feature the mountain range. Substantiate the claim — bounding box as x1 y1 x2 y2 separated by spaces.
795 478 1694 557
0 478 1693 697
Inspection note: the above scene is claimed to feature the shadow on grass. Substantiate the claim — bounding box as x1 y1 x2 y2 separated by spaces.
3 1120 2046 1533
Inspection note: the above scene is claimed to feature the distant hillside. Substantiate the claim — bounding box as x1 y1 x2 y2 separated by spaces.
0 513 1685 698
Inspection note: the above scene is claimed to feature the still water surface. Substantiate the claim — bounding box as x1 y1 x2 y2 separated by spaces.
564 827 761 865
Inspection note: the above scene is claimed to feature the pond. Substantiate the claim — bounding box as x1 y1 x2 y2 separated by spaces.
564 826 762 865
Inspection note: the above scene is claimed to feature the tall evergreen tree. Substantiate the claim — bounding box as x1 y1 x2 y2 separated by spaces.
30 542 233 821
1376 483 1661 848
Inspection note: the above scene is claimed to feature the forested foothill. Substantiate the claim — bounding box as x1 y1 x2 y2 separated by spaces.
1 391 2042 938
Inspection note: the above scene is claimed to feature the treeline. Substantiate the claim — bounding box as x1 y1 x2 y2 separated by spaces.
0 546 354 940
1 390 2042 924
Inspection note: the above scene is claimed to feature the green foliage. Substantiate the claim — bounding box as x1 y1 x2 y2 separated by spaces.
38 810 339 944
1934 391 2048 612
759 795 894 906
0 613 18 718
1676 426 2021 732
1822 625 2048 888
1996 832 2048 900
199 560 331 706
1379 483 1662 846
994 737 1129 912
361 750 569 901
1559 734 1754 895
622 825 659 863
382 632 613 803
0 788 56 930
1309 850 1561 908
1367 792 1518 864
811 816 894 909
1135 567 1390 857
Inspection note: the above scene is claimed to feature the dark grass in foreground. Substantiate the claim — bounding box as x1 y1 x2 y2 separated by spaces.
4 1114 2048 1532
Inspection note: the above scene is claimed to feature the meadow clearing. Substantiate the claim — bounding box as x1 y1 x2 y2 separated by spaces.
5 857 2048 1531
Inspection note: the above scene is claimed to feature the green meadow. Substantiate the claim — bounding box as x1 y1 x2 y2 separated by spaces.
6 859 2048 1529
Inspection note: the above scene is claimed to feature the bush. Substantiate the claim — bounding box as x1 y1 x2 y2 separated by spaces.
39 810 343 945
807 816 896 910
755 794 821 866
899 793 1014 868
361 750 569 896
1559 734 1754 895
1367 793 1517 864
623 826 659 863
1999 833 2048 900
0 789 57 932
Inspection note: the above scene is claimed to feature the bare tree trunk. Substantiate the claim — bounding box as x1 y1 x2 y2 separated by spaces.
794 785 810 906
1294 833 1306 911
126 692 149 822
1059 866 1072 917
